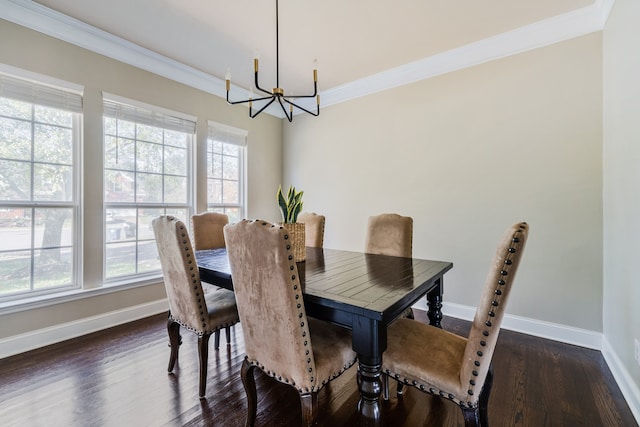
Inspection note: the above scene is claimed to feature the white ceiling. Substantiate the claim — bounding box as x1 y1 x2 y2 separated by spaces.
3 0 610 117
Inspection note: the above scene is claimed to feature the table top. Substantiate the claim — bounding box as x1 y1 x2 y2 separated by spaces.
196 246 453 326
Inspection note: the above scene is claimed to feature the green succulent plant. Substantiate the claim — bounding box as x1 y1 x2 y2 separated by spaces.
277 184 303 224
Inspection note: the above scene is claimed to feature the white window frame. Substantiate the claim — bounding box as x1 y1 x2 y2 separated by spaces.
0 70 83 302
102 94 196 283
206 121 247 222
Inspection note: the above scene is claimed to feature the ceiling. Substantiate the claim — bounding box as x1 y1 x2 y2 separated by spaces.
5 0 607 117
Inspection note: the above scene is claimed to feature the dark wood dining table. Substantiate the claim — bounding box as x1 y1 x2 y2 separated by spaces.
196 246 453 426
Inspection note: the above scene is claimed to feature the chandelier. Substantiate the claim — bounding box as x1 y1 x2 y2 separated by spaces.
225 0 320 122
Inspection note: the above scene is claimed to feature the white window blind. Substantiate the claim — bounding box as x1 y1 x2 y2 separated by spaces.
103 97 196 134
0 73 83 113
208 121 247 146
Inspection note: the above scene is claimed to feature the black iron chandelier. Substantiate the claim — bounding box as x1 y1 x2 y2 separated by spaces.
225 0 320 122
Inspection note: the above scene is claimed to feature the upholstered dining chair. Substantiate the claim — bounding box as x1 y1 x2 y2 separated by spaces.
381 222 529 426
224 219 358 427
152 215 240 399
190 211 235 348
364 213 413 258
298 212 325 248
191 211 228 251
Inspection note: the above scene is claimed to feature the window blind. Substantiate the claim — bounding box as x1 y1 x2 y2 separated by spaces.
103 98 196 134
0 73 83 113
208 121 247 146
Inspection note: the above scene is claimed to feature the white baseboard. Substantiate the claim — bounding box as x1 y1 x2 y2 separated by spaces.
602 337 640 425
413 300 639 424
0 299 168 359
432 301 603 350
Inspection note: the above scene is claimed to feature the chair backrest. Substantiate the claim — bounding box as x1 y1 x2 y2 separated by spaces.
224 219 319 393
152 215 208 333
364 213 413 258
191 212 229 251
298 212 325 248
460 222 529 404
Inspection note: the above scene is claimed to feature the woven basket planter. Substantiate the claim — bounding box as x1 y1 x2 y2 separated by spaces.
280 222 306 262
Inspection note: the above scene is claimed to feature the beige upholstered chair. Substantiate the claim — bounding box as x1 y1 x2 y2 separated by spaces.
190 211 234 347
224 219 357 427
152 215 239 398
381 222 529 426
298 212 325 248
191 211 228 251
364 213 413 258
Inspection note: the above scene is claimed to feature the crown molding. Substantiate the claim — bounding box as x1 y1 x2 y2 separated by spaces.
1 0 615 119
316 0 615 110
1 0 226 95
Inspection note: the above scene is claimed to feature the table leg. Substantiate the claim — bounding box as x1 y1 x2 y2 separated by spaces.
356 355 382 425
427 278 443 328
353 316 385 426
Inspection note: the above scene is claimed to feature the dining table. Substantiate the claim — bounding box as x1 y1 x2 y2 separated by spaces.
196 246 453 426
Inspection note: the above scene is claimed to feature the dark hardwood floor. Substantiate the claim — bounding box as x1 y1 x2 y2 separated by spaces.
0 310 636 427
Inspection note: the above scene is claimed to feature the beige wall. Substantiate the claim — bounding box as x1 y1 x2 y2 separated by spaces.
284 33 603 331
603 0 640 398
0 20 282 340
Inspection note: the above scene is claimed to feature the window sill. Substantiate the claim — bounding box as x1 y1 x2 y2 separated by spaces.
0 276 163 316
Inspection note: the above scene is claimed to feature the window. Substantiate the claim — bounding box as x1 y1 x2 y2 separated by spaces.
207 121 246 223
0 73 82 299
103 96 195 280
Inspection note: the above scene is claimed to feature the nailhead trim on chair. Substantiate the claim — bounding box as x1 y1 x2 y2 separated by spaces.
242 220 357 394
383 223 527 409
463 223 527 407
168 314 237 337
177 222 209 330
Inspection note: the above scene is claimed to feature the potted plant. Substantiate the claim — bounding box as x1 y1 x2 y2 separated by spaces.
277 184 306 261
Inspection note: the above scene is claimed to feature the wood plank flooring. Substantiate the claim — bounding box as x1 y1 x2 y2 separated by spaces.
0 310 636 426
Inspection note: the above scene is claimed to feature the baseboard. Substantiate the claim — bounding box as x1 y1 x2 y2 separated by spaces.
602 337 640 425
414 300 603 350
0 299 168 359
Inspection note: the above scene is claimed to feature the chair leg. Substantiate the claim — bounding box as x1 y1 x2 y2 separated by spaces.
300 392 318 427
225 325 231 345
214 330 221 349
167 317 181 372
478 366 494 427
461 407 481 427
397 381 405 396
382 373 389 400
241 360 257 427
198 333 211 398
